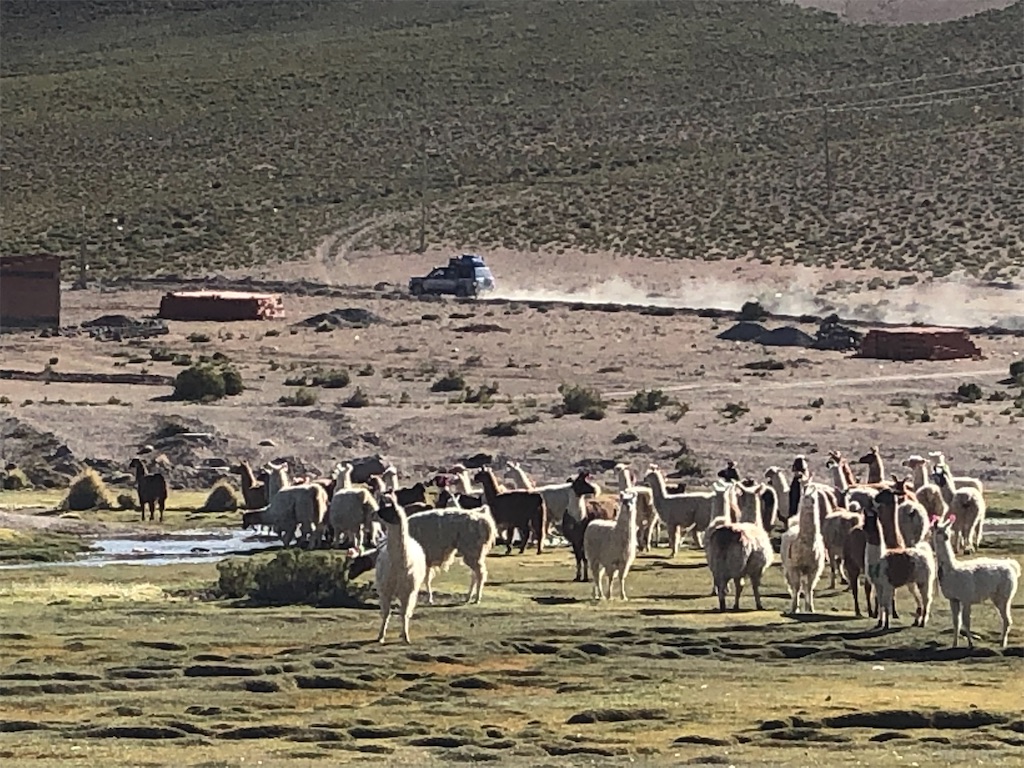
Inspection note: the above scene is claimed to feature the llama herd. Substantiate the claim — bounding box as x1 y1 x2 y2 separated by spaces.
234 448 1020 647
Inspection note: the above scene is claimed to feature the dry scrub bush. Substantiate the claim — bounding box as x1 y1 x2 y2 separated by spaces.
62 468 118 511
1 466 31 491
201 480 243 512
216 550 372 607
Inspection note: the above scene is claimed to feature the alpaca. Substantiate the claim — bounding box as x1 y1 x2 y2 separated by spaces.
583 491 638 600
866 489 936 630
374 495 428 644
242 483 328 547
473 468 547 555
128 457 168 523
234 460 268 510
405 506 497 604
614 463 659 551
933 466 986 554
705 519 773 612
780 478 828 615
643 466 717 555
931 516 1020 648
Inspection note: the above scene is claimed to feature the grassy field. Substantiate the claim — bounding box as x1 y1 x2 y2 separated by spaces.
1 0 1021 279
0 541 1022 767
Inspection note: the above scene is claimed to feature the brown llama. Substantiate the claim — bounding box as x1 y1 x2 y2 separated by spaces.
473 467 547 555
856 446 886 484
233 461 268 510
129 457 168 523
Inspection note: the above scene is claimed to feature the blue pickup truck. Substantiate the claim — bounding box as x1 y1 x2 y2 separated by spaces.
408 254 496 298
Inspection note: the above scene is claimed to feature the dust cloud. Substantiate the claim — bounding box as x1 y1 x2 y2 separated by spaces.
491 272 1024 330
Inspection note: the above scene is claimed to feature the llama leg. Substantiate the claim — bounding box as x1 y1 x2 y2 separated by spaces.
962 604 974 648
475 560 487 604
865 578 876 619
377 596 392 644
732 578 743 611
159 497 165 523
425 568 435 606
751 575 765 611
504 525 513 556
591 566 602 600
996 596 1012 648
829 554 838 590
949 599 961 647
619 565 630 601
851 575 862 618
668 525 678 558
788 578 799 616
806 578 815 614
400 591 418 644
717 579 727 612
891 591 899 621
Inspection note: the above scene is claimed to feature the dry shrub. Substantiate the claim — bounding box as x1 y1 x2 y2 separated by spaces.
1 466 31 491
201 479 243 513
62 468 117 511
216 550 372 607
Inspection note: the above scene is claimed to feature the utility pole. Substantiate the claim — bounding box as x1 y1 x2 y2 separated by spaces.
418 144 428 254
74 204 88 290
822 105 833 219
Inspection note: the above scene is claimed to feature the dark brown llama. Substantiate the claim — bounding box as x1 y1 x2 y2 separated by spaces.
473 467 547 555
233 461 268 510
129 457 168 523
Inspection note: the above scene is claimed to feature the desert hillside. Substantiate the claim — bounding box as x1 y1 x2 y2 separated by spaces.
1 0 1021 279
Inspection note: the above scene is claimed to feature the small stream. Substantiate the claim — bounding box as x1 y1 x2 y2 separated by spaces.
0 529 281 570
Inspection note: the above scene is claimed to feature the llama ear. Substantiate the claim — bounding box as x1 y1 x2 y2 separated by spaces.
948 514 957 525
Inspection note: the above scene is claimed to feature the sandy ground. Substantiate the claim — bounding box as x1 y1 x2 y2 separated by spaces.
1 249 1021 496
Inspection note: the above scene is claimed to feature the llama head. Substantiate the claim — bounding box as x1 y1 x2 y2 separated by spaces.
619 490 638 515
571 472 598 498
376 494 403 525
856 449 878 465
903 455 926 468
932 466 950 487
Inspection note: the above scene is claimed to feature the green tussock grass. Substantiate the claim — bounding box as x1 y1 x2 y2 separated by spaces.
1 1 1021 279
0 535 1021 766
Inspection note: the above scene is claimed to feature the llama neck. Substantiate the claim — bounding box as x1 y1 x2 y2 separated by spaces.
829 464 847 490
134 463 146 483
384 470 399 491
868 455 883 484
647 472 670 502
616 467 634 489
477 472 498 502
239 463 256 489
387 517 412 562
511 465 532 489
797 496 820 542
911 463 929 489
933 534 956 570
769 471 789 499
878 502 904 549
616 502 637 536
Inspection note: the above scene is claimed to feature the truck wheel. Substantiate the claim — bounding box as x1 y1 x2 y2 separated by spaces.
410 283 423 296
455 285 468 298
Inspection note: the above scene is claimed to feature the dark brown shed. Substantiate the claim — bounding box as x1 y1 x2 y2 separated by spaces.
0 254 62 329
859 327 981 361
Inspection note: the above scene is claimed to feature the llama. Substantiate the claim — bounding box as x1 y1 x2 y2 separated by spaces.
841 521 873 618
821 504 864 590
780 477 828 615
733 482 767 526
902 455 933 491
507 460 534 490
928 451 984 495
242 483 328 547
128 457 168 523
934 466 986 554
404 506 497 604
525 470 598 524
614 463 659 551
234 460 268 510
583 491 638 600
374 495 428 644
437 487 485 510
866 489 936 630
314 487 380 550
266 461 291 502
897 498 931 547
856 446 886 484
931 515 1020 648
704 497 774 612
643 466 717 555
473 468 547 555
915 483 948 523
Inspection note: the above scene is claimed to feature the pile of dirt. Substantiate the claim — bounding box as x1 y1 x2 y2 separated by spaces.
812 314 864 351
295 307 386 329
136 416 234 489
0 417 82 488
755 327 816 348
717 322 768 342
